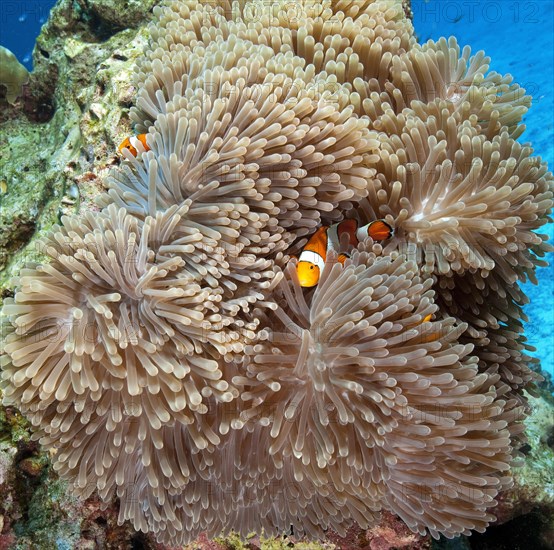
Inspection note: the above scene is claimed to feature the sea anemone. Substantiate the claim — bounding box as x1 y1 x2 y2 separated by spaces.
357 106 552 280
1 0 552 545
1 206 240 437
235 247 520 539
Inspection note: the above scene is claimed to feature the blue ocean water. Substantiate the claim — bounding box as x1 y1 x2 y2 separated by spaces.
1 0 553 378
0 0 54 69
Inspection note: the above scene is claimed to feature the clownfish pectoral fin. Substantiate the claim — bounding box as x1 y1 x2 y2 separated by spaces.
406 312 434 330
337 253 349 265
368 220 394 241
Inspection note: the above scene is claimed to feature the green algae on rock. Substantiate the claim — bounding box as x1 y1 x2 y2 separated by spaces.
503 393 554 518
0 0 156 299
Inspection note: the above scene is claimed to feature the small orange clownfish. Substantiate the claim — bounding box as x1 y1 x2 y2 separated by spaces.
118 134 150 157
296 219 393 288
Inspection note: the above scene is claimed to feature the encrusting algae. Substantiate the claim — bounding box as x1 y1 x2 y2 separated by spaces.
1 0 553 546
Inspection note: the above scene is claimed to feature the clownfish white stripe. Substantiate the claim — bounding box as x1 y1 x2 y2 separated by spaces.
118 133 150 157
356 224 369 242
298 249 326 273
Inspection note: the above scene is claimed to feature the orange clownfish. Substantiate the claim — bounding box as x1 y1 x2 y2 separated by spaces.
296 219 393 288
118 134 150 157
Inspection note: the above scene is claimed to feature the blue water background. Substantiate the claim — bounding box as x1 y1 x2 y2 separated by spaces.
1 0 553 379
0 1 52 68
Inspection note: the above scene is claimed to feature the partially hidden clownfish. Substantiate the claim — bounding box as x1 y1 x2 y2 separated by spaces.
118 134 150 157
296 219 393 288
